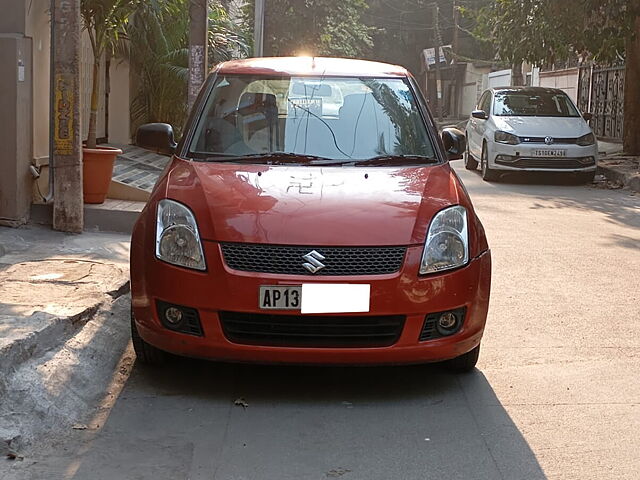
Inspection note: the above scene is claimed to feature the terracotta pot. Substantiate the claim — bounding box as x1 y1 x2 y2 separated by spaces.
82 146 122 204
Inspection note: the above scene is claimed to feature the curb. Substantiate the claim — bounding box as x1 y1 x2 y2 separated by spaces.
597 164 640 192
0 294 134 457
0 305 101 386
0 281 130 390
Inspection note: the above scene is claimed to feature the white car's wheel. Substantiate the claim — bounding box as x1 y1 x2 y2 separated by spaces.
464 136 478 170
481 143 499 182
577 171 596 184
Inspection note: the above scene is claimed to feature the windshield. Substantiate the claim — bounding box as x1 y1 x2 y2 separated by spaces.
188 75 435 162
493 91 580 117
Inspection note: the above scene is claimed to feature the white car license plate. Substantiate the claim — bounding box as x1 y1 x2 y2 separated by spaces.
533 149 567 157
259 285 301 310
258 284 371 313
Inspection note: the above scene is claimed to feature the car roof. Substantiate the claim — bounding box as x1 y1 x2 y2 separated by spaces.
491 86 567 95
214 57 410 78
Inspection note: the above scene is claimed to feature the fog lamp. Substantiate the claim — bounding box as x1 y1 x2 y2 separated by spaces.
438 312 458 330
578 156 595 165
164 307 183 325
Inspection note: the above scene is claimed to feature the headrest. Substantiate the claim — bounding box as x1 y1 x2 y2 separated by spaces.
238 92 278 114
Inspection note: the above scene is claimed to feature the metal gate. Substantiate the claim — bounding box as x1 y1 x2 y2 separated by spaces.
578 64 625 141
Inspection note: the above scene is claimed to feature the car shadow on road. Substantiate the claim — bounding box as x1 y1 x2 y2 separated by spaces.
58 357 548 480
458 164 640 233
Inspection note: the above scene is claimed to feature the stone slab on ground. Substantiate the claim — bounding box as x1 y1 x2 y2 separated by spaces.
0 225 130 387
0 296 133 462
0 225 132 458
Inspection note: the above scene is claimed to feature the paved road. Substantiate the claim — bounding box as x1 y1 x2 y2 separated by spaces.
7 162 640 480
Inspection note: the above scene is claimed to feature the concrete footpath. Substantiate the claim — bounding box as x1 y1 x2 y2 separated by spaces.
0 226 131 457
597 155 640 192
591 141 638 192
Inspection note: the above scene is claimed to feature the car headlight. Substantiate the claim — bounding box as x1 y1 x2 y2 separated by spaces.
155 199 206 271
494 131 520 145
420 205 469 275
576 133 596 146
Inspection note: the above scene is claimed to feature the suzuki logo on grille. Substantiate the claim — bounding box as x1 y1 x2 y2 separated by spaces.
302 250 326 274
545 136 554 145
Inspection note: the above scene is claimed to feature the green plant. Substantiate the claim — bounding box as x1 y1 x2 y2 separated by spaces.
128 0 249 137
80 0 140 149
242 0 373 58
471 0 640 154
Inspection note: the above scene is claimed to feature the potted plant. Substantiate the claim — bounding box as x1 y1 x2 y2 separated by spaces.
80 0 138 203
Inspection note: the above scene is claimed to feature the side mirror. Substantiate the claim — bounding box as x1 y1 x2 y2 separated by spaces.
582 112 593 122
471 110 488 120
442 127 466 161
136 123 177 156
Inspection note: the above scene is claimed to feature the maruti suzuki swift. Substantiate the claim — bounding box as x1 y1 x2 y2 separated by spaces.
130 57 491 372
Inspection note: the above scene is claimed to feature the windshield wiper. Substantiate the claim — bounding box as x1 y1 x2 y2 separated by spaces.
350 155 440 166
222 152 348 166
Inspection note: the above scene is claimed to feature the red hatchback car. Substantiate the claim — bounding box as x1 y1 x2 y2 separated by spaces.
130 57 491 372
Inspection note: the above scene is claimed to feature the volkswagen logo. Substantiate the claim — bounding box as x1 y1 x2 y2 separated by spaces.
302 250 326 274
544 136 554 145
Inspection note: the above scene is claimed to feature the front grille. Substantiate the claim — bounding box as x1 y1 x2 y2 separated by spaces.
519 137 578 144
219 311 405 347
496 157 594 169
221 243 406 276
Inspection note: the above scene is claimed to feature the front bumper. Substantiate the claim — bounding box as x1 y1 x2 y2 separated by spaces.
488 141 598 172
131 242 492 365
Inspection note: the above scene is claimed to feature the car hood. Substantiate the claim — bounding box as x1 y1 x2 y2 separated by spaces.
493 116 591 137
163 160 462 246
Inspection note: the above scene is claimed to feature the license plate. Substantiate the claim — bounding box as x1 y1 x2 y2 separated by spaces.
258 284 371 313
259 285 301 310
533 149 567 157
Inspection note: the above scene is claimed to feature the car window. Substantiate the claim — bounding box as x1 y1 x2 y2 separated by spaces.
476 92 488 112
493 91 580 117
188 75 435 162
480 92 492 114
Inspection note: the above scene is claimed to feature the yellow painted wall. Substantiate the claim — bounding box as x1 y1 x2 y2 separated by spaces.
25 3 131 162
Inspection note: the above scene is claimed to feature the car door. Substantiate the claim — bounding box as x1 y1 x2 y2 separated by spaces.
469 91 490 158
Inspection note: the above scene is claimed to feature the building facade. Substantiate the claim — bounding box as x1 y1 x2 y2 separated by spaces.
0 0 130 226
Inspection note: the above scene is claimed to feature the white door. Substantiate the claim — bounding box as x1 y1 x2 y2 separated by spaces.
468 91 491 159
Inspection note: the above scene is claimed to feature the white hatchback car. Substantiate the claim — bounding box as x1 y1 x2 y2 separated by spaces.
465 87 598 182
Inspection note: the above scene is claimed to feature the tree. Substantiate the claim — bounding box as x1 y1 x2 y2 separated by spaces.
365 0 494 76
80 0 140 149
473 0 640 154
127 0 249 136
243 0 373 58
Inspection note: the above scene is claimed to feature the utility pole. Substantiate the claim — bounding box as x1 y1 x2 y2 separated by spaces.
188 0 208 109
432 2 443 122
452 0 460 118
52 0 83 233
254 0 265 57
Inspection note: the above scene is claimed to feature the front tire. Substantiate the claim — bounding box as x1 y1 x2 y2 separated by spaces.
131 309 166 365
481 144 499 182
464 136 479 170
444 345 480 373
577 171 596 184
